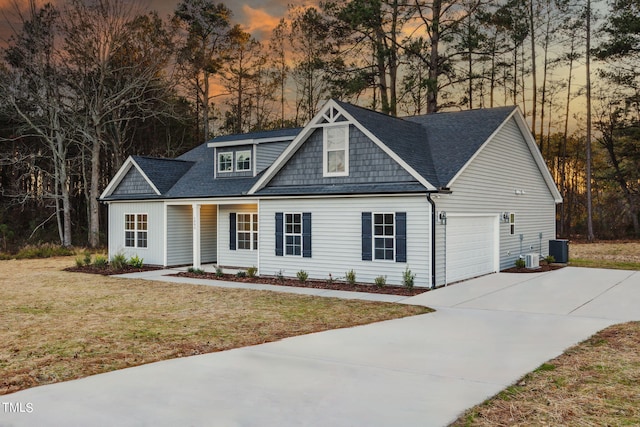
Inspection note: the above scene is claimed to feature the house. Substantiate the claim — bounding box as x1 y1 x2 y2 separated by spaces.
100 99 562 288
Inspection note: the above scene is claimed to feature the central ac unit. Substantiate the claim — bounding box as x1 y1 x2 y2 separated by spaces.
525 253 540 269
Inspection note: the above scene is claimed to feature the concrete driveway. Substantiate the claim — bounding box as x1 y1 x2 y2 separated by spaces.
2 267 638 427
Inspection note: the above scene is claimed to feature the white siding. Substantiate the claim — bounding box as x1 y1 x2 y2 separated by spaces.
434 117 557 285
259 195 431 287
218 204 259 268
201 205 217 263
108 201 165 266
166 205 193 266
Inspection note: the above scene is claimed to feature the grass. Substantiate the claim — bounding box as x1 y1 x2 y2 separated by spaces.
570 241 640 270
0 257 431 395
450 322 640 426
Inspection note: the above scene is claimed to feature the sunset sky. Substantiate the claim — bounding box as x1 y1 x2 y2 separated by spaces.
0 0 312 44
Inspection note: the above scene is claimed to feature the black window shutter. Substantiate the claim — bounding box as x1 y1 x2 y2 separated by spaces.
362 212 372 261
229 213 236 251
302 212 312 258
275 212 283 256
396 212 407 262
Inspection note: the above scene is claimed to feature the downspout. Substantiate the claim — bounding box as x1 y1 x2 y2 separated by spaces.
427 193 437 289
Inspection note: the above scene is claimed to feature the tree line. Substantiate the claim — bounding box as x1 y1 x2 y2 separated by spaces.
0 0 638 251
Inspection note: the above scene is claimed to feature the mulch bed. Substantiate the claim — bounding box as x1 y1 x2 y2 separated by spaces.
501 263 565 273
174 271 429 296
64 265 163 276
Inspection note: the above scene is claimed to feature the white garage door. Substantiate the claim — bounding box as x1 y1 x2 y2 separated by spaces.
446 215 497 283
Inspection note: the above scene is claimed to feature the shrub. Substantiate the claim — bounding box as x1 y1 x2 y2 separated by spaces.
215 267 224 277
83 251 92 266
75 256 85 267
327 273 334 285
15 243 74 259
110 253 128 270
276 269 285 283
545 255 556 264
93 255 108 268
296 270 308 283
345 269 357 285
128 255 144 268
247 266 258 278
187 267 205 275
402 266 415 289
236 271 247 278
515 257 526 268
374 275 387 287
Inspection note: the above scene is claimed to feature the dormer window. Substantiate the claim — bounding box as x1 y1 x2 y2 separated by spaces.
323 124 349 177
218 152 233 173
236 150 251 171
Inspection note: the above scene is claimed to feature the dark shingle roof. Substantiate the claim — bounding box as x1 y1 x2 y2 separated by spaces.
131 156 194 194
106 102 517 200
405 106 516 186
208 127 302 144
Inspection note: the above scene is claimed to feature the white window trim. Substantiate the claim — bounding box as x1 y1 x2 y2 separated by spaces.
284 212 303 257
218 152 233 173
373 212 395 261
236 212 258 251
124 213 148 249
236 150 252 171
322 124 349 177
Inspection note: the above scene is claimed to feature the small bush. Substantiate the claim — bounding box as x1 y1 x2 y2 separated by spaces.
110 253 128 270
187 267 205 275
247 266 258 278
276 269 285 283
236 271 247 278
296 270 309 283
374 275 387 287
93 255 108 268
75 256 85 267
345 269 357 285
83 251 92 266
545 255 556 264
327 273 334 285
515 257 526 268
402 266 415 289
215 267 224 277
128 255 144 268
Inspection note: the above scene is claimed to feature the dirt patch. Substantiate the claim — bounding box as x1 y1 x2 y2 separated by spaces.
174 271 429 296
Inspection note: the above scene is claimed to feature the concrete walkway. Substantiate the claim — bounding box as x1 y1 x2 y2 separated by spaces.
2 267 638 426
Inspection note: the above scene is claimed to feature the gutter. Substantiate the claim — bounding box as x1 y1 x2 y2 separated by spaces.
426 193 437 289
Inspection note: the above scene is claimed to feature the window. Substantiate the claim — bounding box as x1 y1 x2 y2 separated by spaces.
362 212 406 262
237 213 258 250
275 212 311 258
285 213 302 256
510 213 516 235
218 152 232 173
323 125 348 176
125 214 147 248
236 150 251 171
374 213 395 260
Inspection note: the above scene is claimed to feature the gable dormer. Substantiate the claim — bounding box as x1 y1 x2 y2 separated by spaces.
207 128 301 179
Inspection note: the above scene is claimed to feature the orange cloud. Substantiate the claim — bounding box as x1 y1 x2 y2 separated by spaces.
240 5 281 40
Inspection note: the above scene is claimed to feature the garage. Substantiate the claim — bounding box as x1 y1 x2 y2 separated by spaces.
446 215 499 283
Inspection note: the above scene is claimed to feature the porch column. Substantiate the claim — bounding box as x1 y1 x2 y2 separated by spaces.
193 203 201 270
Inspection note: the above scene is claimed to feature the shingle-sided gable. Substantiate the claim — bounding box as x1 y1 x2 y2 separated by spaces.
262 125 418 193
111 166 156 196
